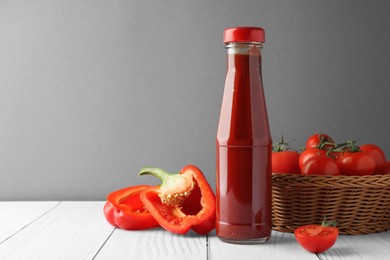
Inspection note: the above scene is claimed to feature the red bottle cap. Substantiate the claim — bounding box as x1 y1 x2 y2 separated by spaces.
223 27 265 43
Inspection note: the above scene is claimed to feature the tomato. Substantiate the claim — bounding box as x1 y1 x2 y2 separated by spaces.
295 224 338 253
336 151 375 176
306 133 334 149
360 144 387 174
385 161 390 175
272 151 301 174
301 155 340 176
299 148 327 171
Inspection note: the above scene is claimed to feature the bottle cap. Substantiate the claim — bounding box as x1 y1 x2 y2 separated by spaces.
223 27 265 43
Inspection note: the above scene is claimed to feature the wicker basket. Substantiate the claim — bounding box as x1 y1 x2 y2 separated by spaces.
272 173 390 235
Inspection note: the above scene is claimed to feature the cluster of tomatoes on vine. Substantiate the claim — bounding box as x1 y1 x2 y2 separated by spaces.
272 133 390 176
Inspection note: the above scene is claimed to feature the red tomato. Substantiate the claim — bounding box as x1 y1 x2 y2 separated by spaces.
385 161 390 175
306 133 334 149
295 224 338 253
336 151 375 176
360 144 387 174
299 148 327 171
301 155 341 176
272 151 301 174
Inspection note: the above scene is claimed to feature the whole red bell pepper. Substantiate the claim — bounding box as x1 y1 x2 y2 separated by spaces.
104 185 160 230
139 165 216 235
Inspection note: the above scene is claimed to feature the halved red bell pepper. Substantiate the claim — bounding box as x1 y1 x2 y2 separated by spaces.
139 165 216 235
104 185 159 230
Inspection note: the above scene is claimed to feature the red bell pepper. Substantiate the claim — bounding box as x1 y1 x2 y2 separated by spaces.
139 165 216 235
104 185 159 230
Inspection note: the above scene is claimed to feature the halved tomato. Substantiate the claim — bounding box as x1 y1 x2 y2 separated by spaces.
295 224 338 253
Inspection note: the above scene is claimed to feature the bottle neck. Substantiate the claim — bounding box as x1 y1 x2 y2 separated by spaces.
225 42 263 53
225 42 263 73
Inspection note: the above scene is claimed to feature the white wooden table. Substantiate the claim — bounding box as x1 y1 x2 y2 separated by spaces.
0 201 389 260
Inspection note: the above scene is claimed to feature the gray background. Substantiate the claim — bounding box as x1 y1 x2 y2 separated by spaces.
1 0 389 200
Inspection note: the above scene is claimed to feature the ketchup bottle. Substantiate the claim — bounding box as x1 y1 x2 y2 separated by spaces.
216 27 272 244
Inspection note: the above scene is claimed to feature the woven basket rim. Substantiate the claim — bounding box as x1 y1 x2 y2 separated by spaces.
272 172 390 188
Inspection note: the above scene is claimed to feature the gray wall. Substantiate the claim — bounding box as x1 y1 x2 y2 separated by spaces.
1 0 389 200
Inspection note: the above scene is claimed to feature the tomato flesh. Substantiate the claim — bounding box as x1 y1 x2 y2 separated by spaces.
295 224 338 253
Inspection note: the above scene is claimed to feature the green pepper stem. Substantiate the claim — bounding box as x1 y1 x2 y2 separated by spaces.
139 167 195 199
138 167 177 186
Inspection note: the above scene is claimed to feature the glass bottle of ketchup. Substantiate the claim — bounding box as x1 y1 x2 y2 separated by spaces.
216 27 272 244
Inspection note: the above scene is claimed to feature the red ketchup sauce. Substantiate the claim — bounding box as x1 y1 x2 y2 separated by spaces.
216 27 272 244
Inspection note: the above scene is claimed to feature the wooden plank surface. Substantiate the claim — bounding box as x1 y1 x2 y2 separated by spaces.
1 201 390 260
319 231 390 260
0 201 59 244
0 201 113 260
94 228 207 260
208 230 318 260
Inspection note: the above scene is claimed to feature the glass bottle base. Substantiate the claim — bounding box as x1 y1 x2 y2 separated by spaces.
216 221 272 245
218 236 270 245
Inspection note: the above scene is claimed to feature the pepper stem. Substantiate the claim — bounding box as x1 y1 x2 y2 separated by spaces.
139 167 176 186
139 167 195 204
